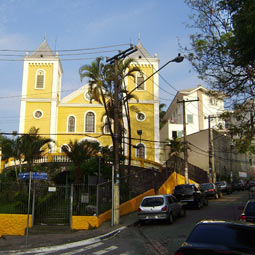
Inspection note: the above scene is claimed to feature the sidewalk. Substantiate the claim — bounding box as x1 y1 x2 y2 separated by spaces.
0 212 138 252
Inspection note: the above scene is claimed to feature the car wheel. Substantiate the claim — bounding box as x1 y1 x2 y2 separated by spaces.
168 213 174 224
215 193 219 199
180 208 186 217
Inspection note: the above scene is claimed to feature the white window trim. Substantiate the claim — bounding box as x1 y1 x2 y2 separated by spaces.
35 69 45 89
84 111 96 133
136 72 146 91
136 112 146 122
67 115 76 133
136 143 146 159
33 109 43 119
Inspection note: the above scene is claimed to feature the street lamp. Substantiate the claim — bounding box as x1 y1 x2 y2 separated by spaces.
137 130 142 143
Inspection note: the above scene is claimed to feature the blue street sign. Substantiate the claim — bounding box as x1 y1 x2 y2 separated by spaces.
18 172 30 180
33 172 48 180
18 172 48 180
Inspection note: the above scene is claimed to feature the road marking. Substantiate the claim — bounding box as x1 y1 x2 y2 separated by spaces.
39 242 104 255
4 226 126 255
92 246 118 254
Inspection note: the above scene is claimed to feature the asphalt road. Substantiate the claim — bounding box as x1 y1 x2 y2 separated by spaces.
132 190 249 255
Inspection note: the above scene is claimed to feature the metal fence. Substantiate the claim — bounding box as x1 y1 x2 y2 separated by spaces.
0 166 173 224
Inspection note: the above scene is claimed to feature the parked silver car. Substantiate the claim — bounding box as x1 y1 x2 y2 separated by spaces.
137 194 185 224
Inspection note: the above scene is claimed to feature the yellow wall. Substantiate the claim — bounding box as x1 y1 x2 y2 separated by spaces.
27 64 53 99
130 103 155 161
129 65 154 101
0 214 32 236
72 188 155 230
158 172 197 195
24 102 51 134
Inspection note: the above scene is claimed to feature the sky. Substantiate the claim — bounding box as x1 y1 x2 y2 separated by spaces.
0 0 203 133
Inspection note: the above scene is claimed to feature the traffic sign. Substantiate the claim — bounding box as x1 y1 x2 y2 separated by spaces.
18 172 30 180
33 172 48 180
18 172 48 180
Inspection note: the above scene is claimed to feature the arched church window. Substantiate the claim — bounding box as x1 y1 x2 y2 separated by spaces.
35 69 45 89
136 143 145 159
67 116 75 132
85 112 95 132
104 117 112 134
136 72 145 90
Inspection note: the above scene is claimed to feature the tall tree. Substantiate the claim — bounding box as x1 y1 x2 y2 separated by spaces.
0 136 23 182
79 57 141 167
19 127 53 172
184 0 255 152
61 139 100 184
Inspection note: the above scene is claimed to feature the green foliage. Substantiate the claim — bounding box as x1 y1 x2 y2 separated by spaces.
184 0 255 153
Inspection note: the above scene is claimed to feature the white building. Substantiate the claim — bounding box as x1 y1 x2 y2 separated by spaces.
160 85 225 162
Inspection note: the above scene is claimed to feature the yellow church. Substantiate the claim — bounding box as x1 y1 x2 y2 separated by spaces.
18 40 160 163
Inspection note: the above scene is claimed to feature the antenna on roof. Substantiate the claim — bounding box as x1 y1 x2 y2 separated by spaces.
44 32 47 41
138 33 141 43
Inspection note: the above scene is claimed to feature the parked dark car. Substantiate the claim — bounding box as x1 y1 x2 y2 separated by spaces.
174 220 255 254
201 183 222 199
214 181 232 194
137 194 185 224
231 180 245 191
173 184 208 209
240 199 255 223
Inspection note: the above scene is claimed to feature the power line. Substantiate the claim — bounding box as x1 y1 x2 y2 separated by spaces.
0 43 130 53
136 47 178 93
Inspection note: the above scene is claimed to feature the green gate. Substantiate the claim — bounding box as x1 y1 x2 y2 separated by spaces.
34 183 70 225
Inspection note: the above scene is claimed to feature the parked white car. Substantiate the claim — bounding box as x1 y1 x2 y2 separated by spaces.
137 194 185 224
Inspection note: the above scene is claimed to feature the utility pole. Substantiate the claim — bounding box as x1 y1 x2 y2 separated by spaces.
106 46 137 226
177 98 199 184
205 115 217 183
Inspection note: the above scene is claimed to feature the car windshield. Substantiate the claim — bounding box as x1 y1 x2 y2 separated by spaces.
187 223 255 250
141 197 164 207
174 185 194 194
201 183 213 189
245 202 255 215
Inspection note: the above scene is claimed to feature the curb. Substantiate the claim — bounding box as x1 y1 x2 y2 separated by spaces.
3 226 127 255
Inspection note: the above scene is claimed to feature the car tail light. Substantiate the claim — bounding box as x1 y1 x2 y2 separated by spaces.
174 251 184 255
161 205 168 212
208 189 214 192
240 215 246 221
138 207 142 212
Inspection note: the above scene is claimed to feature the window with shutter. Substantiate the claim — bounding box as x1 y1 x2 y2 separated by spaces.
85 112 95 132
136 73 145 90
36 70 45 89
68 116 75 132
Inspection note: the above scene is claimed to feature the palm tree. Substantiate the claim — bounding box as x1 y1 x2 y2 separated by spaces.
118 58 141 170
165 137 184 183
61 139 100 184
79 57 115 141
19 127 53 172
0 136 23 182
79 57 141 169
62 139 100 215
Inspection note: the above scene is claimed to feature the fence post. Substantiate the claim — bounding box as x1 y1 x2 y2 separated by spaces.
96 184 99 216
70 184 73 229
